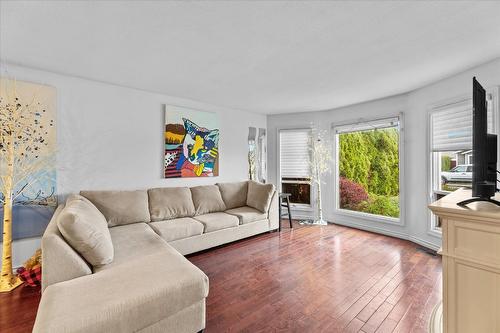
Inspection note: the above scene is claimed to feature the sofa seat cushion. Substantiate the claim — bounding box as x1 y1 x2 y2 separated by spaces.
33 251 209 333
190 185 226 215
95 223 170 272
216 181 248 209
225 206 268 225
148 187 196 221
149 218 204 242
194 212 239 233
80 190 150 227
57 195 114 267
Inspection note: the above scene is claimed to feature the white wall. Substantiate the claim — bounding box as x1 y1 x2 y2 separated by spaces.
268 57 500 250
1 63 266 266
3 58 500 264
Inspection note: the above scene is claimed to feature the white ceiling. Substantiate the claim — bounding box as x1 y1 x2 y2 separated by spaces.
1 1 500 114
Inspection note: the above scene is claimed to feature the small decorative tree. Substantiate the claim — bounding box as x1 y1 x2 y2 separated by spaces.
304 127 332 225
0 79 55 292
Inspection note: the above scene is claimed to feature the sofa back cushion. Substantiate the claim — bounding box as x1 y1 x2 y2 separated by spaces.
148 187 196 221
80 190 150 227
57 195 114 267
246 181 275 213
217 181 248 209
190 185 226 215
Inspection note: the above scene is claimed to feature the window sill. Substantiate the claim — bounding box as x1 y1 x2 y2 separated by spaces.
433 190 452 196
289 203 313 211
427 227 442 238
333 208 402 226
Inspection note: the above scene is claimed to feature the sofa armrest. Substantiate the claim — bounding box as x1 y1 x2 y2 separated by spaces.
268 190 279 230
33 251 209 333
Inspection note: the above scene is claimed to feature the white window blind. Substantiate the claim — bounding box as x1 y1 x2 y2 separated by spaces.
280 129 311 178
431 97 494 152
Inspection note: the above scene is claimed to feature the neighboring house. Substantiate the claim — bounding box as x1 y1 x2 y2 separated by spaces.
454 150 473 166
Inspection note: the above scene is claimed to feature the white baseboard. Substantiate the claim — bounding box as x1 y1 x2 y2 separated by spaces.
330 218 408 239
408 235 440 251
328 217 440 252
287 209 314 220
289 213 314 220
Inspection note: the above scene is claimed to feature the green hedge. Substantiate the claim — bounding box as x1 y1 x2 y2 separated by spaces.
339 128 400 218
339 128 399 197
357 194 399 218
441 155 452 171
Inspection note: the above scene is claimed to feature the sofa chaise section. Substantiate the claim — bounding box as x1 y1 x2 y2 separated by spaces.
34 251 208 333
36 196 209 333
95 222 179 272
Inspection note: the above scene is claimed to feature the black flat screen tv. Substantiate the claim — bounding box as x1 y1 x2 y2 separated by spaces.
458 77 499 207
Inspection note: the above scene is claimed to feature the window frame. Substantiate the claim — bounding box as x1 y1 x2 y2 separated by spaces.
427 95 471 236
332 114 405 226
426 87 500 237
277 127 314 212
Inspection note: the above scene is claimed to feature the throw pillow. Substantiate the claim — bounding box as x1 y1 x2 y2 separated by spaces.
246 181 275 213
57 195 114 267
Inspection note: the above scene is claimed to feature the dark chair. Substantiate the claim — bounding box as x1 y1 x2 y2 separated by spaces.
278 193 293 231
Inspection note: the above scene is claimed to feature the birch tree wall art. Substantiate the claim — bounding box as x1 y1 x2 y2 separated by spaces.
0 78 57 292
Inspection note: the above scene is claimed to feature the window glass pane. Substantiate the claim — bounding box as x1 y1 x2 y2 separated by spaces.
282 179 311 205
337 122 400 219
436 150 472 193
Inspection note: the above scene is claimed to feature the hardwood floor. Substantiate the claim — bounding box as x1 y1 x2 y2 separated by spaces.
189 221 442 333
0 221 441 333
0 281 41 332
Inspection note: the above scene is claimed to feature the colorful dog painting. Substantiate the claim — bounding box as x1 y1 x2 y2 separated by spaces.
164 107 219 178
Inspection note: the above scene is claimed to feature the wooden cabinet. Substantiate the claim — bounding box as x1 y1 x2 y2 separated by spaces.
429 189 500 333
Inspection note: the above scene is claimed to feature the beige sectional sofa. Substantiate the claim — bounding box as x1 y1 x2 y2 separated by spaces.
34 181 277 333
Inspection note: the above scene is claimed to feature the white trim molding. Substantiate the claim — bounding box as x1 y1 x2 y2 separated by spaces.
329 215 440 251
